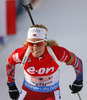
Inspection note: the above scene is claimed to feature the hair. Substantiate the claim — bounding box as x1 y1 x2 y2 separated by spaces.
23 24 58 46
47 40 58 46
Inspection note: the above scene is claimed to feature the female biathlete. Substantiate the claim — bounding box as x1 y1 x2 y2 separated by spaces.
6 24 83 100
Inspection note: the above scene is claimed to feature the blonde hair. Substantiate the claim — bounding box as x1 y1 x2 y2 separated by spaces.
23 24 58 46
47 40 58 46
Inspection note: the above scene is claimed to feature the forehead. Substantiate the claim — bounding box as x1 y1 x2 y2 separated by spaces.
28 38 43 42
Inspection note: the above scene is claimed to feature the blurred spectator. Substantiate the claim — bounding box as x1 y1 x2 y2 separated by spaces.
0 0 24 46
16 0 24 15
0 0 6 45
6 0 16 35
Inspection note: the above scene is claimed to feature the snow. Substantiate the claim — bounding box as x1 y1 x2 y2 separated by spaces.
0 0 87 100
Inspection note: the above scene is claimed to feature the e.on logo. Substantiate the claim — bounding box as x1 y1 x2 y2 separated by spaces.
27 67 54 74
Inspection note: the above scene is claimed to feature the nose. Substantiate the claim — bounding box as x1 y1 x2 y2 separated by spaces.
33 44 37 47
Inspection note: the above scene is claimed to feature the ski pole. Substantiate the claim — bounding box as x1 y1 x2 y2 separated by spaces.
77 92 82 100
19 2 34 69
20 1 35 25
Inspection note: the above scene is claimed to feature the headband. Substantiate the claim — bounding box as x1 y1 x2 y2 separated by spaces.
26 27 47 41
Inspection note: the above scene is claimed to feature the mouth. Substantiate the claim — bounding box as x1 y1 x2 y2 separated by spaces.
33 50 40 54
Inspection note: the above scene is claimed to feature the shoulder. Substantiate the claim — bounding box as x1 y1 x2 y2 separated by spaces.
50 45 68 53
8 45 28 63
14 45 28 60
49 46 71 62
11 45 27 56
15 45 28 54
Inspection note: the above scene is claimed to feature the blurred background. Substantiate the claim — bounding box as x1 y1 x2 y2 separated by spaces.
0 0 87 100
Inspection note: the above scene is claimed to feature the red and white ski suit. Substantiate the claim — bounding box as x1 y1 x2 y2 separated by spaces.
6 46 83 100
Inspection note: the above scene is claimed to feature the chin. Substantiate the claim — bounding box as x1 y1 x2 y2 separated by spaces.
33 53 40 57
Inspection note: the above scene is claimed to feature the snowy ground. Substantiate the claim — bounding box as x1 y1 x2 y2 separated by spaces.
0 0 87 100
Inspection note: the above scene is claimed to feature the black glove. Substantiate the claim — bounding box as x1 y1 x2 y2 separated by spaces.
69 80 83 94
7 82 19 100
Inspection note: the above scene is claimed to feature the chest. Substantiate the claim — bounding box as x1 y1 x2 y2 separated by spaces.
24 53 59 76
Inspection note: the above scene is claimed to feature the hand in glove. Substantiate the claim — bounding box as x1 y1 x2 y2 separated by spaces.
7 82 19 100
69 80 83 94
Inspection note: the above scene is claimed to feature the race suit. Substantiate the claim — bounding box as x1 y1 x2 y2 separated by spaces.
6 46 83 100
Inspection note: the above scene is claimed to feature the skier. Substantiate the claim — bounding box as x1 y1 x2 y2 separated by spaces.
6 24 83 100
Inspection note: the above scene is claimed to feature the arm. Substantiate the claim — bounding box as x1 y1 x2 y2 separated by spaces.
6 50 21 82
66 52 83 81
6 46 27 82
51 46 83 93
6 46 28 99
6 49 21 99
66 52 83 93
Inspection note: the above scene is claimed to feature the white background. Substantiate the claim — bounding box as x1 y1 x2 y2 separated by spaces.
0 0 87 100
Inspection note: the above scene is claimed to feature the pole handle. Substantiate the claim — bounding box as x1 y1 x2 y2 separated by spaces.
20 2 35 25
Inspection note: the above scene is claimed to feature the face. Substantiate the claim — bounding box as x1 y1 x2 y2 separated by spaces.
27 38 47 57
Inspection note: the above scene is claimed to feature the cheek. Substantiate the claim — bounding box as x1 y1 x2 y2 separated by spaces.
29 46 33 52
39 45 45 51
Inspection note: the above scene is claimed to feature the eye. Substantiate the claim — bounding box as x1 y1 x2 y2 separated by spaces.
37 42 41 45
30 43 32 45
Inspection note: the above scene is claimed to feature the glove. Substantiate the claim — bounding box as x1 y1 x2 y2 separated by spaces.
7 82 19 100
69 80 83 94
